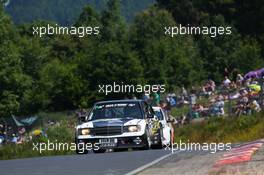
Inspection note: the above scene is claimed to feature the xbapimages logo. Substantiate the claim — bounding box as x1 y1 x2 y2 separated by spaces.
164 140 232 154
165 24 232 38
98 82 166 95
32 140 101 154
32 24 100 37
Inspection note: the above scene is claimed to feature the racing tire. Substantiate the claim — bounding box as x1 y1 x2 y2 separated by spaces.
93 149 106 153
140 129 151 150
113 148 128 152
76 149 88 154
75 138 88 154
151 129 163 149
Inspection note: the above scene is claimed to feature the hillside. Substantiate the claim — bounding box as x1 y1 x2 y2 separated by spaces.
5 0 155 25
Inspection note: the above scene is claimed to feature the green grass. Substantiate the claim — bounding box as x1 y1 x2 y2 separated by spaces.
0 139 74 160
1 110 264 160
0 112 76 160
173 112 264 143
171 106 189 117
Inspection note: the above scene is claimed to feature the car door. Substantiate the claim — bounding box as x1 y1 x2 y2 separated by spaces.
160 109 171 145
146 103 161 136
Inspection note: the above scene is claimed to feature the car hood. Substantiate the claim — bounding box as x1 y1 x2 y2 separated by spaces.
78 118 144 129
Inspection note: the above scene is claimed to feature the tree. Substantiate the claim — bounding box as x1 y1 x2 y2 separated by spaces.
231 39 264 73
100 0 127 42
157 0 200 25
130 7 203 88
38 59 83 111
0 6 32 116
75 5 100 27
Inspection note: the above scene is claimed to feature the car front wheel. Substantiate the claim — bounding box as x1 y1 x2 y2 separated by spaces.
140 129 151 150
93 149 106 153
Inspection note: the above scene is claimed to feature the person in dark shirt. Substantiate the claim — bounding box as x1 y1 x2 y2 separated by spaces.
224 67 230 77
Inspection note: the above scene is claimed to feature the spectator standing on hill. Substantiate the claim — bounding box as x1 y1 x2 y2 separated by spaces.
181 87 188 98
166 94 176 107
223 76 231 88
209 79 216 92
11 134 18 144
224 67 230 77
143 92 150 102
211 96 225 116
150 92 160 106
236 74 244 86
250 100 261 113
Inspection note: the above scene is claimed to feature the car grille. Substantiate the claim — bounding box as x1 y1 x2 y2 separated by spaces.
92 126 122 136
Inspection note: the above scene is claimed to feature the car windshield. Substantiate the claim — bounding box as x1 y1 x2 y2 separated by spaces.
154 109 164 120
88 102 143 120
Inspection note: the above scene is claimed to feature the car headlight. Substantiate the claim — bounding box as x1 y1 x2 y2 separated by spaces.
128 125 141 132
80 128 90 135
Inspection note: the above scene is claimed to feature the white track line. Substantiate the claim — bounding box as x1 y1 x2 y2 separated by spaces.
125 152 175 175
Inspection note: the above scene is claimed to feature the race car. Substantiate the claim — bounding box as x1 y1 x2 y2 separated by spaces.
75 100 163 154
152 106 173 146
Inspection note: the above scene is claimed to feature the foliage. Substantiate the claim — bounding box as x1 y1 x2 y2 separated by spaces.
174 113 264 143
0 111 76 160
5 0 155 25
0 0 263 116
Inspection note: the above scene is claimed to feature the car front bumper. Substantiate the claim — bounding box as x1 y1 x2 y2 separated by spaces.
76 135 147 150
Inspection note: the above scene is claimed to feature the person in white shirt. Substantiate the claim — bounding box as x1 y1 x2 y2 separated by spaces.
236 74 244 86
223 76 231 87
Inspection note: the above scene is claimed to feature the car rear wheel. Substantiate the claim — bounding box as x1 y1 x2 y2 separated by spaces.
151 129 163 149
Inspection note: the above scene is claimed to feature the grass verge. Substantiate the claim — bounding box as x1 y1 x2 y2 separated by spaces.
173 112 264 143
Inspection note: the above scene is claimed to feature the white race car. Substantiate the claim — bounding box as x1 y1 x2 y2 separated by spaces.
152 106 173 146
75 100 163 154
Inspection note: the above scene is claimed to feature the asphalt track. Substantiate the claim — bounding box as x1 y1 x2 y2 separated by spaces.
0 149 171 175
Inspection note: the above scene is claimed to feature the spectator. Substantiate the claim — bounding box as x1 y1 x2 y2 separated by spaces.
208 79 216 92
211 96 225 116
229 81 237 89
192 104 207 118
18 127 26 135
150 92 160 106
166 95 176 107
190 86 197 95
235 95 250 116
178 95 188 106
181 87 188 98
236 74 244 86
11 134 18 144
224 67 230 77
190 94 197 105
223 76 231 88
250 100 261 113
143 92 150 102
